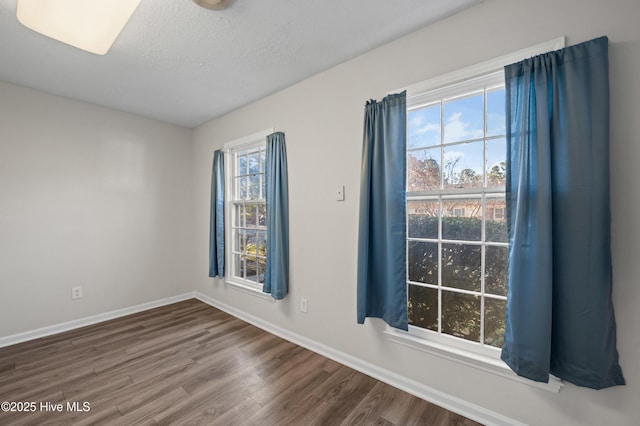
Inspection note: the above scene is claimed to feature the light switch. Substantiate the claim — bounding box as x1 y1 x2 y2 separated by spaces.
336 185 345 201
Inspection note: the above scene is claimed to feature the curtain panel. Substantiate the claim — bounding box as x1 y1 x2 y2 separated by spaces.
264 132 289 300
501 36 624 389
357 91 408 331
209 149 225 278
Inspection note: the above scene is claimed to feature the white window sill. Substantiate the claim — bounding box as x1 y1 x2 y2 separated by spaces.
225 279 275 302
384 327 563 393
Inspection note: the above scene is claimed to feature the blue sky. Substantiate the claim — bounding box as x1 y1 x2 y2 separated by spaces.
408 88 506 179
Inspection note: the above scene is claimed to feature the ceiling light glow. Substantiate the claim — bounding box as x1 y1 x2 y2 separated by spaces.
16 0 142 55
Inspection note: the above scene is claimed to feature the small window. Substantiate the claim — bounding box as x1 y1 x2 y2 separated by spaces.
226 135 268 291
406 71 508 356
452 208 466 217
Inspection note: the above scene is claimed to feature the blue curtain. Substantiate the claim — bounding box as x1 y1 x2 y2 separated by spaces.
209 150 225 278
501 36 624 389
264 132 289 300
357 92 408 330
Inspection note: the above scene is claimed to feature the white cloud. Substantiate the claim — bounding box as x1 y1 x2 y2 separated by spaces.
409 115 424 127
416 123 439 135
409 115 440 148
409 115 440 135
410 114 439 135
444 112 483 142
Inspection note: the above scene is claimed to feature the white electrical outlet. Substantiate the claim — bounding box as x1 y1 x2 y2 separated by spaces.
300 298 308 313
71 286 83 300
336 185 345 201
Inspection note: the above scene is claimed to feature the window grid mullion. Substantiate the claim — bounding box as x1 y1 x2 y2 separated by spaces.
407 187 505 199
439 100 444 191
437 98 444 336
242 256 247 280
479 87 488 348
480 193 487 348
243 152 249 200
437 195 443 335
406 134 505 155
408 237 483 245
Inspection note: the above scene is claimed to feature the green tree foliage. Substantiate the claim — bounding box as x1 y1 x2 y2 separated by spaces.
407 215 508 347
487 161 506 187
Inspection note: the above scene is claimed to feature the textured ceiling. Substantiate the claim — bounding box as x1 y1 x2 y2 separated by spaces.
0 0 480 128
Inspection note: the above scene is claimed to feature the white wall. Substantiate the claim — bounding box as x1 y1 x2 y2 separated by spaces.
0 81 194 337
192 0 640 424
1 0 637 423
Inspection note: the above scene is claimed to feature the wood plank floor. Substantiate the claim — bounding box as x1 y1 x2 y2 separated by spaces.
0 299 481 425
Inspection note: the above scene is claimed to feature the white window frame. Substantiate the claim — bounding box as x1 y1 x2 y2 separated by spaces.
385 38 566 392
406 69 508 359
223 128 275 302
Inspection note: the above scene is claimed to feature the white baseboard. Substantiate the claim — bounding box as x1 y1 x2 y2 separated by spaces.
0 292 196 349
194 291 523 426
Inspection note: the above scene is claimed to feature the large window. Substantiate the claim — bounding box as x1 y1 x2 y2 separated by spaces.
406 71 508 355
228 140 267 290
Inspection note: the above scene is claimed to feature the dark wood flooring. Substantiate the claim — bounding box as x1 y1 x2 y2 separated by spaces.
0 299 480 425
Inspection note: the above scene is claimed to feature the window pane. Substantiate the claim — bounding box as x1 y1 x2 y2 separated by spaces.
260 244 266 286
443 94 484 144
258 203 266 227
236 229 246 253
408 104 441 149
249 174 260 200
245 204 257 227
260 149 265 173
442 291 480 342
485 246 508 296
246 231 257 253
443 141 483 190
407 200 438 239
486 138 506 188
237 176 247 200
408 147 441 192
256 231 267 283
408 285 438 331
234 253 245 279
257 231 267 258
257 256 265 284
486 88 506 137
441 243 481 291
486 197 507 242
238 154 247 176
484 298 506 347
442 198 482 241
248 151 260 174
245 257 258 282
408 241 438 285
